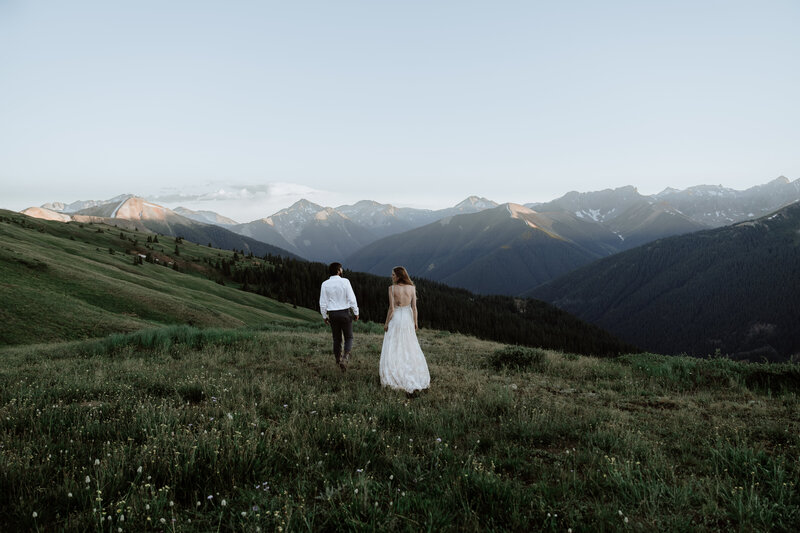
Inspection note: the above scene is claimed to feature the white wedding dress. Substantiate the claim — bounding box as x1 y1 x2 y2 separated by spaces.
379 303 430 393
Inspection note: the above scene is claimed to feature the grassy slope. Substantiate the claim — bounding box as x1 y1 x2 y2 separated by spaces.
0 325 798 532
0 210 317 345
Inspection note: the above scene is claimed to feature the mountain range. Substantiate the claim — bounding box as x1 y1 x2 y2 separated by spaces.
25 176 800 295
23 196 299 259
530 201 800 362
15 175 800 360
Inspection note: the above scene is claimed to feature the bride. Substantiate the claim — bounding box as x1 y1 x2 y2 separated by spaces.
379 266 430 394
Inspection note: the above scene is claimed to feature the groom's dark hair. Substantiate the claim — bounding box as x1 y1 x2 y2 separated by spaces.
328 262 342 276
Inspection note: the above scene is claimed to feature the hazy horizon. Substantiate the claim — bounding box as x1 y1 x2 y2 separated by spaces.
4 174 796 224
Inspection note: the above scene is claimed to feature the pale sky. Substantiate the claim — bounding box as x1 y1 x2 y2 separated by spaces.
2 1 798 222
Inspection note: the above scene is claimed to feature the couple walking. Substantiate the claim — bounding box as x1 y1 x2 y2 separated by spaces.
319 262 430 394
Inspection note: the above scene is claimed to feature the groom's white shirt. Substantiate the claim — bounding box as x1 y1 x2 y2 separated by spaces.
319 275 359 319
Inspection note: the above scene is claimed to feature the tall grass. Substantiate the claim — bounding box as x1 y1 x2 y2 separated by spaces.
0 326 798 531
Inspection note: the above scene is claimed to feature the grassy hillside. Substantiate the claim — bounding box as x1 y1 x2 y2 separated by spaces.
0 325 798 531
0 210 317 345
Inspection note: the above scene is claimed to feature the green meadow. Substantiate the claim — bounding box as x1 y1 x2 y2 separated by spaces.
1 211 799 531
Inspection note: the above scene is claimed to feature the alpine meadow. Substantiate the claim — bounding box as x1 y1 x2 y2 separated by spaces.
1 210 799 532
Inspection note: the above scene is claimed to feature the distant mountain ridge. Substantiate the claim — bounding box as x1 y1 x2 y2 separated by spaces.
226 196 498 262
346 203 626 295
173 207 239 227
529 186 710 251
23 196 299 259
530 201 800 362
653 176 800 227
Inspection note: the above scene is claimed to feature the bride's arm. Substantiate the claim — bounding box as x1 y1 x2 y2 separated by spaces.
412 287 418 330
384 286 394 332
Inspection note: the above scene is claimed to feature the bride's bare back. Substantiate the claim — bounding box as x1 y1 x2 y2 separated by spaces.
384 282 418 332
391 284 415 308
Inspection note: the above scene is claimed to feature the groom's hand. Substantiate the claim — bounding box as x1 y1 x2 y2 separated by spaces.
354 315 359 321
324 318 329 325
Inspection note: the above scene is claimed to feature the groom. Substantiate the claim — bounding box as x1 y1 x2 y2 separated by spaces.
319 262 359 371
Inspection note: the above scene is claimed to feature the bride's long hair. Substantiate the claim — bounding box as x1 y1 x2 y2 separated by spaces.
392 266 414 286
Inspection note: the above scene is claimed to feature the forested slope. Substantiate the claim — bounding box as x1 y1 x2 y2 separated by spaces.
531 202 800 361
227 256 639 356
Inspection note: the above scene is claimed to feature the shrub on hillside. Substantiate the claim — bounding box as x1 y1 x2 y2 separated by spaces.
487 345 548 372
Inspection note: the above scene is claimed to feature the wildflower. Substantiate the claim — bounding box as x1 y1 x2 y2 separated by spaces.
68 492 73 498
221 499 227 507
436 438 442 442
356 469 363 473
283 404 288 408
252 505 260 512
618 510 623 516
94 459 100 465
207 495 213 500
624 517 629 524
137 466 142 474
145 504 150 510
160 518 166 524
241 511 247 517
85 476 91 483
389 475 393 480
227 413 233 420
32 512 38 518
354 489 359 494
